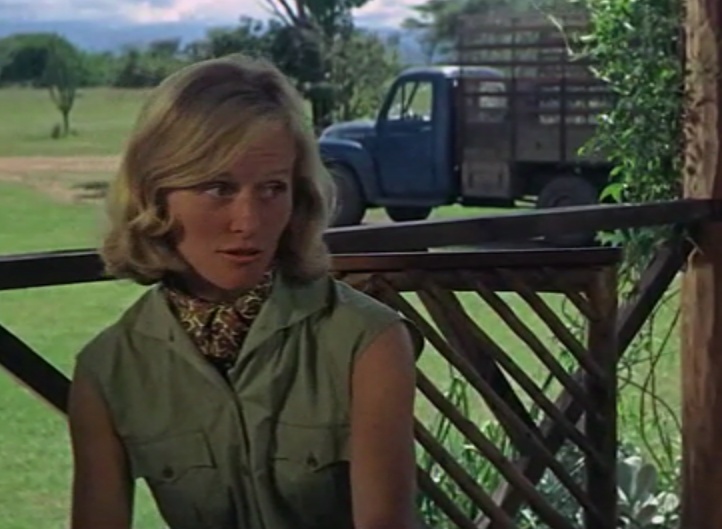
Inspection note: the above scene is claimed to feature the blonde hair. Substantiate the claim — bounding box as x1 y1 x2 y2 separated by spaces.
101 54 332 286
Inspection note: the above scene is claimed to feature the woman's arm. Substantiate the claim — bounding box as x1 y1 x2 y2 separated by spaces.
350 321 419 529
67 373 134 529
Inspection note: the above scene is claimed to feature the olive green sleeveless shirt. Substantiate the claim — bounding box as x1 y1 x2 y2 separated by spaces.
73 273 423 529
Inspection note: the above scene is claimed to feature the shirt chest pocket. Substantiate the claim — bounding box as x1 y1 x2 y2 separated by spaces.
271 423 353 529
126 430 232 529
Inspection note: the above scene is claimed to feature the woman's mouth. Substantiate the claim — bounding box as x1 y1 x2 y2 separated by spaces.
218 248 263 265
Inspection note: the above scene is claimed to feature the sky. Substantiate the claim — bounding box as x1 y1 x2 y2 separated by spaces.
3 0 420 27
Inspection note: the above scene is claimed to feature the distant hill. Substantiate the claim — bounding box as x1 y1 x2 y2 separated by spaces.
0 19 431 66
0 20 209 53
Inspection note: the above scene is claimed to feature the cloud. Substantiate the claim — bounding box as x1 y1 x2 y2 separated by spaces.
0 0 416 26
120 0 265 23
354 0 419 26
0 0 123 21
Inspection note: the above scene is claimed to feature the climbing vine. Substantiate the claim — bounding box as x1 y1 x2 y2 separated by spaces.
580 0 685 262
419 1 687 525
578 0 686 499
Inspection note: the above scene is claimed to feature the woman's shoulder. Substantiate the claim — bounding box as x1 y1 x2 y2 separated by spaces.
74 287 163 374
330 277 400 317
316 276 424 358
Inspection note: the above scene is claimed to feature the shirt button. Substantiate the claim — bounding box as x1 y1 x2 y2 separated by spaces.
307 455 318 469
162 466 175 479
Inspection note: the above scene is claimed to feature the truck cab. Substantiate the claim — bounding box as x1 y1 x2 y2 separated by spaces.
319 66 462 225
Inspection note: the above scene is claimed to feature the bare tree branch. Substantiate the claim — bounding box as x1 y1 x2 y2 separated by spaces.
259 0 293 24
262 0 301 25
294 0 307 22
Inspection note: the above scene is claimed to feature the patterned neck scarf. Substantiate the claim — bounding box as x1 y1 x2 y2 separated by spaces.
163 270 275 372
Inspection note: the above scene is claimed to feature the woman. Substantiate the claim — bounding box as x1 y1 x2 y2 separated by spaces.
67 55 423 529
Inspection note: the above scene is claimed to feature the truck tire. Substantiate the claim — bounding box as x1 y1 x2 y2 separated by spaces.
328 164 366 227
536 176 599 246
385 206 432 222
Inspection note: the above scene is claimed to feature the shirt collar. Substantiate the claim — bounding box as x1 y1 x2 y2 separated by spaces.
130 272 333 345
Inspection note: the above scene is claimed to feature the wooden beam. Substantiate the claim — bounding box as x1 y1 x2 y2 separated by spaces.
0 249 620 423
0 199 713 290
584 267 618 529
616 237 692 353
0 324 69 414
325 199 717 253
0 200 714 287
0 249 108 291
486 239 686 523
0 248 621 292
681 0 722 526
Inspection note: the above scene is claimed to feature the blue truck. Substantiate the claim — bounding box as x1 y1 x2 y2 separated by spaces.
318 10 612 240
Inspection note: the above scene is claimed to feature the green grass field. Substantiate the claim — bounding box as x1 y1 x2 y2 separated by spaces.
0 87 682 528
0 87 149 157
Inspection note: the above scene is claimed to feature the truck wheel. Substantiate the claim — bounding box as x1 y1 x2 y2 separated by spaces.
536 176 599 246
385 206 432 222
328 164 366 227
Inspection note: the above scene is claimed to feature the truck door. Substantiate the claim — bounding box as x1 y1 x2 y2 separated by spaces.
375 77 438 198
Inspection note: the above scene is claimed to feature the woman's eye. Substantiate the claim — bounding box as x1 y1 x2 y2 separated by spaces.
259 182 288 199
202 181 235 197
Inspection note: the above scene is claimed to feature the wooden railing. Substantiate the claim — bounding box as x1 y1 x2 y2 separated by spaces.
0 200 714 528
336 250 619 529
0 248 620 529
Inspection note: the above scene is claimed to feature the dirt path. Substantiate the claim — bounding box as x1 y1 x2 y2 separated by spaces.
0 155 120 175
0 155 120 203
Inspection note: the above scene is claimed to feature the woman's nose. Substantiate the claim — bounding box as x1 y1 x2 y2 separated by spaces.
228 193 262 234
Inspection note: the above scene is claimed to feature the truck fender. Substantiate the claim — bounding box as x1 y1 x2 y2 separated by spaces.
318 138 378 202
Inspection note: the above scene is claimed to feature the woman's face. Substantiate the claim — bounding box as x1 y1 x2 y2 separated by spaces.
165 124 295 301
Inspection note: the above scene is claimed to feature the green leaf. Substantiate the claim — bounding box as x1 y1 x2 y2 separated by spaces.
635 463 659 500
635 503 659 525
600 182 624 202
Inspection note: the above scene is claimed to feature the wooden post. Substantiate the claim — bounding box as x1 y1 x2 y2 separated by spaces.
681 0 722 527
585 266 618 529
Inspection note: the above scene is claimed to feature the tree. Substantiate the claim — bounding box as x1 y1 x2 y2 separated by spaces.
263 0 368 38
329 29 401 120
42 36 82 137
0 39 13 76
0 33 107 88
262 0 372 129
0 33 67 86
267 23 328 125
402 0 573 59
401 0 466 63
80 51 119 86
188 17 277 60
112 40 189 88
148 38 182 58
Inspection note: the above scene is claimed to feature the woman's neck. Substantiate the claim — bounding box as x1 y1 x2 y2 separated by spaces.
166 270 274 303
